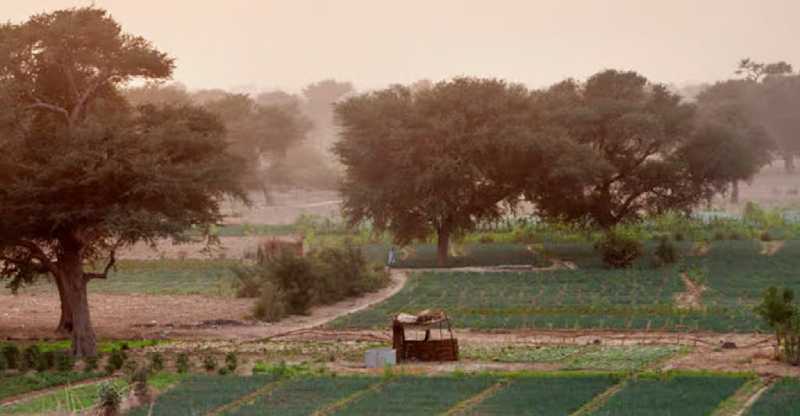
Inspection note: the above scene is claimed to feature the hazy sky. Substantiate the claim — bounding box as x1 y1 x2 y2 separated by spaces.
5 1 800 93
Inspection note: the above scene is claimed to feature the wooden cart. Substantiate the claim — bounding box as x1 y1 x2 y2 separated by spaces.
392 310 459 362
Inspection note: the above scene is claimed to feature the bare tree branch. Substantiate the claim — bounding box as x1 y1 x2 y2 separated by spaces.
84 249 116 281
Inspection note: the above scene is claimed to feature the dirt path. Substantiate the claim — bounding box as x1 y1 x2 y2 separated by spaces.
0 270 408 342
675 272 707 310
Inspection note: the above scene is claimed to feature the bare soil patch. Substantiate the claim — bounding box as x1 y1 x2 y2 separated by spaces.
674 272 707 310
0 270 408 342
760 240 786 256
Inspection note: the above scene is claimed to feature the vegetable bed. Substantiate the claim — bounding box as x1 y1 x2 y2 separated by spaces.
223 376 375 416
127 374 277 416
590 373 749 416
465 374 619 416
746 378 800 415
331 376 497 416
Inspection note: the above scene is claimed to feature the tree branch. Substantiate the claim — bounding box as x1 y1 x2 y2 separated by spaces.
70 71 109 126
13 240 58 275
84 249 116 281
26 100 70 123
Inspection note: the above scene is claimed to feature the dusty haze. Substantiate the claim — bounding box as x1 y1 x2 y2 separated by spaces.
5 0 800 91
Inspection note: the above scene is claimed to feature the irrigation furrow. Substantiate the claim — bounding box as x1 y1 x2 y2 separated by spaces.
441 379 510 416
310 379 390 416
205 378 287 416
568 379 627 416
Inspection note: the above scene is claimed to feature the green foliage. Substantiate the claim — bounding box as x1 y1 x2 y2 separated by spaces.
55 351 75 372
2 344 20 370
108 348 127 372
332 375 497 415
97 382 122 414
38 350 56 372
224 352 238 372
83 355 99 373
176 353 190 374
0 371 104 401
21 345 41 371
203 355 217 372
591 374 748 415
149 352 164 372
3 379 128 415
334 78 536 265
653 237 679 266
747 378 800 415
595 228 644 268
466 375 618 416
126 374 277 416
225 376 375 416
251 361 315 378
241 242 390 320
755 287 800 364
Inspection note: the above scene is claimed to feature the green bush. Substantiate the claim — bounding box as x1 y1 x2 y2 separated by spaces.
225 352 238 372
37 351 55 372
83 355 99 373
595 228 644 268
149 352 164 372
0 352 7 372
55 351 74 372
108 348 127 371
203 355 217 372
242 241 390 320
653 237 679 266
176 353 190 373
97 381 122 414
2 345 20 370
755 287 800 364
21 345 41 371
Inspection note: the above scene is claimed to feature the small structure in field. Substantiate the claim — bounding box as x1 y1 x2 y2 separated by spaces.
392 310 459 362
257 235 305 263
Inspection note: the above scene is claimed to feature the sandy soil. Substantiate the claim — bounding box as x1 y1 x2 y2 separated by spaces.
0 269 408 342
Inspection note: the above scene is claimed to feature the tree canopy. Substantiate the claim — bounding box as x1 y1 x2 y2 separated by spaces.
0 7 247 356
334 78 536 265
525 70 726 228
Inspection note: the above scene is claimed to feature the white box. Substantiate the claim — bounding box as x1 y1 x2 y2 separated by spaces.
364 348 396 368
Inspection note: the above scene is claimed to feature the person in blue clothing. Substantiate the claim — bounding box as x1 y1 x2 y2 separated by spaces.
387 246 397 267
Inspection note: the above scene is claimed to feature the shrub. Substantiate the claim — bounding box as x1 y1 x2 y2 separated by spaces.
55 351 74 372
202 355 217 372
38 350 56 372
760 231 774 242
122 359 138 376
130 366 151 403
653 237 679 266
0 352 7 372
231 266 262 298
595 228 644 268
224 352 238 372
97 382 122 416
2 345 20 370
21 345 41 371
108 348 127 371
243 241 390 320
149 352 164 372
176 353 190 373
755 287 800 364
253 280 287 322
84 355 99 373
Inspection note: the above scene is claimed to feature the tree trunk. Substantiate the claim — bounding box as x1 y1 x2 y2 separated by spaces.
730 180 739 204
54 275 74 335
436 226 450 267
59 249 97 357
785 154 796 174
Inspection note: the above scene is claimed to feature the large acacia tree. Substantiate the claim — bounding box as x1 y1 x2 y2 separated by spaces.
526 70 731 228
334 78 535 265
0 8 246 356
